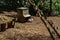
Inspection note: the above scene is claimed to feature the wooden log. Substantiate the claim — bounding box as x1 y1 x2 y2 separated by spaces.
7 20 15 28
0 23 6 32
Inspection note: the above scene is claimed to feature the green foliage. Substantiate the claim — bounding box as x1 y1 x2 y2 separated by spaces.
0 0 22 10
52 0 60 12
0 0 30 8
39 0 60 14
41 0 50 9
34 0 39 5
0 0 60 14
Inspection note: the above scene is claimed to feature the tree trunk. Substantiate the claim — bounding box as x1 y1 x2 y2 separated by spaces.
49 0 52 16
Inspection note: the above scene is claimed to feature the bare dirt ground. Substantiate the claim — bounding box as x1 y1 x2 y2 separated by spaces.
47 17 60 35
0 11 60 40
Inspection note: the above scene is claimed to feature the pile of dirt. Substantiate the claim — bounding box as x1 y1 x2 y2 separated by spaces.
0 28 52 40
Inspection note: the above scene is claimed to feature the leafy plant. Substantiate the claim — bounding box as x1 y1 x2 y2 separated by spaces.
52 0 60 13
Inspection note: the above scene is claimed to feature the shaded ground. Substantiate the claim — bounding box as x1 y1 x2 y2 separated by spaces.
0 11 60 40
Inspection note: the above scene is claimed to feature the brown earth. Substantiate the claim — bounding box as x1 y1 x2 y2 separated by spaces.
0 11 60 40
47 17 60 35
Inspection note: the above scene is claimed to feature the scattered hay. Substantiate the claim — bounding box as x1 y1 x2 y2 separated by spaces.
0 28 52 40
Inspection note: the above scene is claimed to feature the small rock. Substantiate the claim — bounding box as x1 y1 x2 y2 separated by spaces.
28 18 33 22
